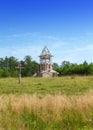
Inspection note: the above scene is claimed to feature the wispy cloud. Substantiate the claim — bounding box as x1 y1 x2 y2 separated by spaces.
62 44 93 54
55 44 93 64
0 32 93 64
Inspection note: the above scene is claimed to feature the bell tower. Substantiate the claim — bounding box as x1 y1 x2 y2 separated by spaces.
34 46 58 77
39 46 53 72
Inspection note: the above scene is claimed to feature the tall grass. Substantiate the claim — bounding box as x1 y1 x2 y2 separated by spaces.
0 76 93 129
0 90 93 129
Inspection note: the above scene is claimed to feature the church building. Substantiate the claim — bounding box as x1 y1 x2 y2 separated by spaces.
36 46 58 77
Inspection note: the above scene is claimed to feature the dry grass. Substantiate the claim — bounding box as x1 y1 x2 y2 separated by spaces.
0 90 93 129
1 77 93 129
0 90 93 120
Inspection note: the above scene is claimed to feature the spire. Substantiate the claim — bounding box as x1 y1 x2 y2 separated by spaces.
40 46 52 56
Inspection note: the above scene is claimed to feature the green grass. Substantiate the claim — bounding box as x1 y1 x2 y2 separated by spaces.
0 76 93 129
0 76 93 95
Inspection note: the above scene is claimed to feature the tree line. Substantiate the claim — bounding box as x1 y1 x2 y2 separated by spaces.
0 56 93 77
53 61 93 76
0 56 39 77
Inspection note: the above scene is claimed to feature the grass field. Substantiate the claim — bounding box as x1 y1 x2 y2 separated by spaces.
0 76 93 95
0 76 93 130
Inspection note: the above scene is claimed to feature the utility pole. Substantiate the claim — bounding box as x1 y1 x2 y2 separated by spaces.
16 63 24 84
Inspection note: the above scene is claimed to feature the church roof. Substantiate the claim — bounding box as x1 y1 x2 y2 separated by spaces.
40 46 52 56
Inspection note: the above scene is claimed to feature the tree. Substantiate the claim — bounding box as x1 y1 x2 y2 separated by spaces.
61 61 71 67
8 56 18 77
2 68 10 77
30 61 39 75
82 61 89 75
88 63 93 75
53 63 59 70
23 55 33 76
0 58 4 68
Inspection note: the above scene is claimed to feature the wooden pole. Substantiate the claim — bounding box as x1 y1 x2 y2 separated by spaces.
16 64 24 84
18 73 21 84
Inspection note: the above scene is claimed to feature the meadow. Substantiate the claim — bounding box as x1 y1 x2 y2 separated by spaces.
0 76 93 129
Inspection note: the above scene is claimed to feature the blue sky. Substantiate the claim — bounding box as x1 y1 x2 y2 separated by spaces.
0 0 93 64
